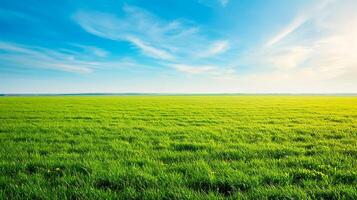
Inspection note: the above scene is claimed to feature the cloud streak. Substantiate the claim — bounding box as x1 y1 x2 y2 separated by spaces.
198 40 229 58
265 15 307 47
71 44 109 58
236 0 357 92
198 0 230 8
126 36 174 60
0 42 94 73
265 0 334 47
170 64 216 75
73 5 230 63
73 7 180 60
218 0 230 7
72 5 234 79
0 41 152 74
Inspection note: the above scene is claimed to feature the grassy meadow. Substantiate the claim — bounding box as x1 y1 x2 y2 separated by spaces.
0 96 356 199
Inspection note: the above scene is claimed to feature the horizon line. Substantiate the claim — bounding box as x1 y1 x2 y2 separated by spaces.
1 92 357 96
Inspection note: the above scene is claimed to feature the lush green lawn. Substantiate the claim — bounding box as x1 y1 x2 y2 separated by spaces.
0 96 356 199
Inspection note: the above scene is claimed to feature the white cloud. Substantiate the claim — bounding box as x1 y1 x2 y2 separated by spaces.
198 0 230 8
92 49 108 57
198 40 229 58
170 64 216 74
83 46 108 57
126 36 174 60
218 0 230 7
73 7 181 60
231 0 357 92
169 63 237 82
73 5 230 62
0 41 151 74
265 0 334 47
264 46 312 70
265 15 307 47
70 44 108 57
0 42 93 73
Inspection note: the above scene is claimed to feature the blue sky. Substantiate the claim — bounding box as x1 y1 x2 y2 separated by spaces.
0 0 356 93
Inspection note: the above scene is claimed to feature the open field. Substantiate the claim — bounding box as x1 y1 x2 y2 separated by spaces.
0 96 356 199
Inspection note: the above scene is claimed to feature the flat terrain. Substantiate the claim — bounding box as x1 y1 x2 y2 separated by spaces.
0 96 356 199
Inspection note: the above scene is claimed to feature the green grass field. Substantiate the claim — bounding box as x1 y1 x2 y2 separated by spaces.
0 96 356 199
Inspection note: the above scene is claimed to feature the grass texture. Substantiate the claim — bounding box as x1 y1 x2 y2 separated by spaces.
0 96 356 199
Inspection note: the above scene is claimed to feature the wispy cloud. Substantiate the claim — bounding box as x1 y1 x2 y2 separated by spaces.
265 0 334 47
198 0 230 8
0 41 149 74
71 44 109 57
265 15 307 47
0 42 94 73
73 6 181 60
170 64 216 75
73 5 229 63
168 63 237 82
263 46 312 70
0 7 37 22
126 36 174 60
236 0 357 92
72 4 234 80
198 40 229 58
218 0 230 7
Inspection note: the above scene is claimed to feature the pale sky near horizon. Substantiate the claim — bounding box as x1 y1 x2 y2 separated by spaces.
0 0 356 93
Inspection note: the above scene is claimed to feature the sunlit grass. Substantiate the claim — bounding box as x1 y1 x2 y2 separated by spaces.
0 96 356 199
